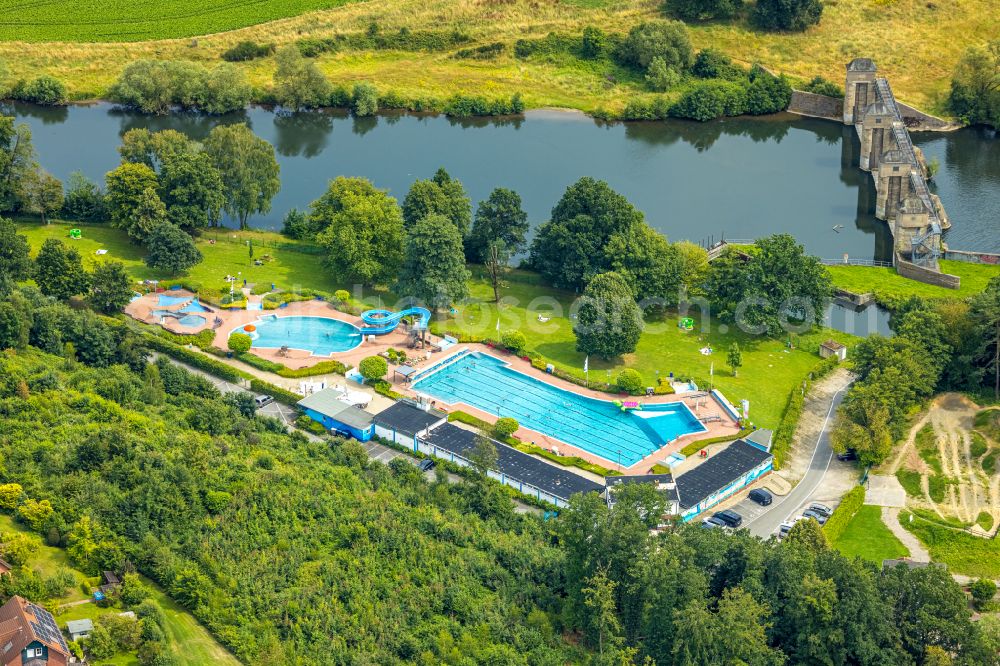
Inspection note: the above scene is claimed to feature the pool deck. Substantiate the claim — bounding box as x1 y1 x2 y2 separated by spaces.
397 346 742 475
126 289 419 370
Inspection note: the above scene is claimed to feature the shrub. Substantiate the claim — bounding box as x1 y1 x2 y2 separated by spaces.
335 290 350 303
352 83 379 117
144 335 245 383
822 485 865 542
109 59 251 115
616 368 644 394
645 57 682 92
581 27 606 58
11 75 67 105
752 0 823 31
500 330 528 355
670 79 747 121
222 40 275 62
493 417 520 439
619 21 693 72
250 283 273 295
664 0 743 22
745 65 792 115
455 43 504 60
691 49 744 80
359 355 388 382
802 75 844 98
970 578 996 609
249 379 300 406
444 93 524 117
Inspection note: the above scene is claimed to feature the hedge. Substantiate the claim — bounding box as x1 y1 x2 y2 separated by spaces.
373 380 403 400
771 355 842 469
234 353 349 377
145 335 246 383
822 485 866 542
680 426 755 456
249 379 301 407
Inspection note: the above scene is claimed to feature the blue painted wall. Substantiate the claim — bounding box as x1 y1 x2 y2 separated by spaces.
303 407 373 441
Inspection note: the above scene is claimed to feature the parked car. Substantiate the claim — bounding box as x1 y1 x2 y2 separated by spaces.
777 516 805 539
254 395 274 409
748 489 773 506
702 516 728 529
419 458 436 472
836 449 858 462
808 503 833 517
712 509 743 528
802 509 829 524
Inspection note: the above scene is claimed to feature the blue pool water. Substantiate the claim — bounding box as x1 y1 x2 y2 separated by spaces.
413 352 706 466
157 294 192 306
246 315 363 355
152 311 207 328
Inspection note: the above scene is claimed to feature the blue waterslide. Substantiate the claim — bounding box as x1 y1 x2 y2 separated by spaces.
359 307 432 335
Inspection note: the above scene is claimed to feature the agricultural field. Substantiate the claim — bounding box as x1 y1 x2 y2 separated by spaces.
0 0 356 42
0 0 994 113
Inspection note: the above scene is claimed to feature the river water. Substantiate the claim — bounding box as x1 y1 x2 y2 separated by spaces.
4 102 997 263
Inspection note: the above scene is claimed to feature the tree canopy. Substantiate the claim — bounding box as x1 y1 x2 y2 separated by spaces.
396 213 471 309
34 238 89 301
144 222 203 274
574 271 643 359
752 0 823 31
204 124 281 230
401 168 472 238
467 187 529 262
104 162 167 243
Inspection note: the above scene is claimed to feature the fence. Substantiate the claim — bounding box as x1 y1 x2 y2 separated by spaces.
819 258 893 268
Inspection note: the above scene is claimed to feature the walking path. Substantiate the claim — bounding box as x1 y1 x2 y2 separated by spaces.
881 507 930 562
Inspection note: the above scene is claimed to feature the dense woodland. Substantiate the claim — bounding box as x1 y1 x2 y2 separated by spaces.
0 283 997 664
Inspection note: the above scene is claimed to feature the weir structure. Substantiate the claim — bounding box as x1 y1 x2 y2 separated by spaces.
843 58 960 288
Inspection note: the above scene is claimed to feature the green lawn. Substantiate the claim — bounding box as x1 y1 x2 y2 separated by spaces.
0 514 238 666
902 511 1000 579
830 505 909 564
827 260 1000 305
0 0 356 42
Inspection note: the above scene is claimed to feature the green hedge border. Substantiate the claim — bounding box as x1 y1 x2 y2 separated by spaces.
771 355 842 469
823 485 866 543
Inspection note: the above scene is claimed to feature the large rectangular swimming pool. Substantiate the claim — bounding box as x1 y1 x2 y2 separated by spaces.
412 351 706 467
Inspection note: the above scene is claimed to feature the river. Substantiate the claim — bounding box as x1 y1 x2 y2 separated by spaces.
4 102 998 263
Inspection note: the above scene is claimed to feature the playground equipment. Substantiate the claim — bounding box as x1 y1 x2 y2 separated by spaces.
243 324 256 332
614 400 643 412
68 229 82 240
359 307 431 335
679 317 694 331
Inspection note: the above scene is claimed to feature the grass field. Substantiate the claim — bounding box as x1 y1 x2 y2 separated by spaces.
830 505 909 563
0 0 993 114
0 515 238 665
827 260 1000 305
16 219 853 429
902 510 1000 579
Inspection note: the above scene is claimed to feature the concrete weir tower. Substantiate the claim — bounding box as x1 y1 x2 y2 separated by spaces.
843 58 960 289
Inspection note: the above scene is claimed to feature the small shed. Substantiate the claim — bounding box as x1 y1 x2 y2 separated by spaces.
66 618 94 642
819 339 848 361
297 389 375 441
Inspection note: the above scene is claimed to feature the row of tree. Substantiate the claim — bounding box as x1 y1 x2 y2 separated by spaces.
949 38 1000 130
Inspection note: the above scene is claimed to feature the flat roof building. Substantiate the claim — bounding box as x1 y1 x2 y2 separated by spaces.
298 389 375 441
674 439 773 520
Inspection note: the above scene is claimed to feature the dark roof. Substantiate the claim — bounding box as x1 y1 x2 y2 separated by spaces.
297 389 374 430
374 401 446 436
606 474 680 503
422 423 603 500
847 58 877 72
0 596 69 665
745 428 774 450
102 571 121 585
820 340 847 351
881 149 911 165
675 440 773 510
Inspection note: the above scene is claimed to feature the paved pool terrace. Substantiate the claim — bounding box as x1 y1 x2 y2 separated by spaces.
402 347 741 474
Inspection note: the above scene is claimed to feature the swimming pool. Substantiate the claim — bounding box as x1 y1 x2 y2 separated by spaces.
244 315 363 355
157 294 192 306
152 311 207 328
412 351 707 466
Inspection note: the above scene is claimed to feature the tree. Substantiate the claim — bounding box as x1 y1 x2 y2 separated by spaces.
23 169 63 223
0 116 37 212
359 355 388 383
645 56 682 92
530 177 645 290
581 27 606 59
467 188 529 261
227 332 252 354
13 75 67 105
619 21 693 72
492 417 519 439
948 39 1000 129
62 172 106 221
144 223 202 274
204 124 281 230
401 168 472 237
500 329 527 354
616 368 643 394
273 45 332 110
198 63 253 115
970 578 996 609
752 0 823 31
727 342 742 377
312 177 405 285
605 222 683 303
396 214 471 309
469 435 498 475
706 234 832 336
574 272 643 359
582 569 623 657
970 276 1000 398
483 239 511 303
119 572 151 607
119 129 196 172
35 239 89 300
88 261 132 314
105 163 167 242
158 151 225 231
86 624 118 660
0 216 32 295
352 83 379 117
0 301 30 350
665 0 743 21
745 65 793 115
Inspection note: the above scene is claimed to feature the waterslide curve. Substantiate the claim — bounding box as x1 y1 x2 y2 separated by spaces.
359 307 432 335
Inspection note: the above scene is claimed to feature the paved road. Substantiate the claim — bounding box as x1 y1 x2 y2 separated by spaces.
742 384 851 538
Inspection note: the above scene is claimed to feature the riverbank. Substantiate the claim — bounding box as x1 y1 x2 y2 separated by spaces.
0 0 992 114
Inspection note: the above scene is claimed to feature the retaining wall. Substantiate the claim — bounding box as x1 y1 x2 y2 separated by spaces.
788 91 843 120
895 255 961 289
